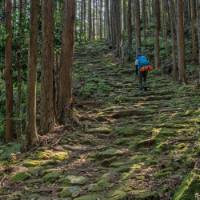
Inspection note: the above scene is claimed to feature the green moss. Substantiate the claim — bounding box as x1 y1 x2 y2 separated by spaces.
173 172 200 200
93 148 125 159
88 173 111 192
35 150 69 161
59 186 81 198
135 191 160 199
65 175 88 185
107 190 127 200
74 193 102 200
114 126 139 136
154 169 172 179
43 171 62 183
23 160 44 167
0 143 21 160
23 159 59 167
11 172 31 182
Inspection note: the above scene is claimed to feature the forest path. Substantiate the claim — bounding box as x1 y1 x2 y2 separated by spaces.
1 42 200 200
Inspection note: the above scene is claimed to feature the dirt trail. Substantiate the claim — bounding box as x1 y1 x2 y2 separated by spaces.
0 43 200 200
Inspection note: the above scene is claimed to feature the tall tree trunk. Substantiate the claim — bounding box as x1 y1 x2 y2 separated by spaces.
59 0 75 124
26 0 39 146
110 0 121 56
154 0 161 68
127 0 132 61
142 0 147 40
105 0 111 42
16 0 23 138
5 0 13 142
168 0 178 80
197 0 200 65
40 0 55 133
80 0 84 42
123 0 127 32
83 0 87 40
88 0 92 40
99 0 103 39
134 0 141 55
177 0 186 83
190 0 198 61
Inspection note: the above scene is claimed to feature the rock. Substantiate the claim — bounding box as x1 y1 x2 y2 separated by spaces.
88 176 110 192
43 171 62 183
136 138 156 148
74 193 101 200
11 171 31 182
107 190 127 200
86 127 112 134
115 126 140 136
23 159 59 167
66 175 88 185
6 191 23 200
173 171 200 200
134 191 160 200
23 160 45 167
35 150 69 161
100 157 117 167
93 148 128 159
59 186 81 198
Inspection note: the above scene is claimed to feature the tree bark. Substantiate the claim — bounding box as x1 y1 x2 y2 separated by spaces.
26 0 39 146
190 0 198 61
88 0 92 40
40 0 55 133
134 0 141 55
154 0 161 68
59 0 75 124
5 0 14 142
127 0 132 61
177 0 186 83
168 0 178 80
197 0 200 65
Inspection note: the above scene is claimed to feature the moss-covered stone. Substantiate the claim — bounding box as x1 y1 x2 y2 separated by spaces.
86 127 112 134
134 191 160 200
154 168 172 179
88 177 110 192
173 171 200 200
23 159 59 167
23 159 45 167
93 148 127 159
43 171 62 183
59 186 81 198
114 126 140 136
35 150 69 161
107 190 127 200
11 172 31 182
74 193 102 200
65 175 88 185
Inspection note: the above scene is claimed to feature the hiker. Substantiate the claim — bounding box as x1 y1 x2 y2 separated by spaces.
135 49 153 91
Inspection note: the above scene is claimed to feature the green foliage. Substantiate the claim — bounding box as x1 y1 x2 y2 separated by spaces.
0 143 21 160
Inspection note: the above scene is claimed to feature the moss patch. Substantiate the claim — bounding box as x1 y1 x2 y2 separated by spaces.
59 186 81 198
43 171 62 183
74 193 102 200
11 172 31 182
173 171 200 200
35 150 69 161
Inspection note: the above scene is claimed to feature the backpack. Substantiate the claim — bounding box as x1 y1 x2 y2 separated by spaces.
138 55 150 68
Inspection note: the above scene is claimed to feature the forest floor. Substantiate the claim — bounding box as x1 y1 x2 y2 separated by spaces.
0 42 200 200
